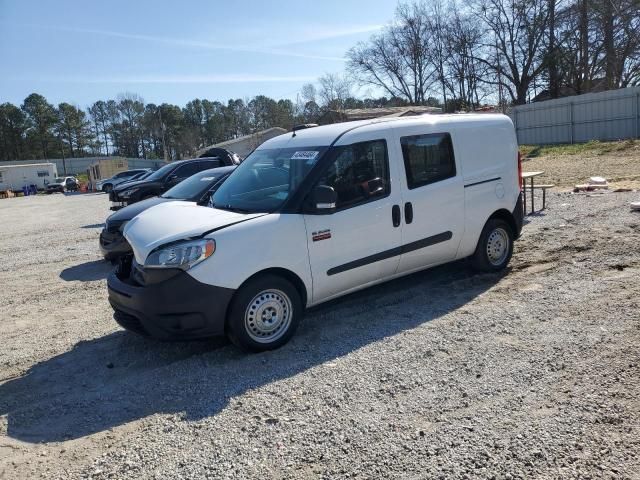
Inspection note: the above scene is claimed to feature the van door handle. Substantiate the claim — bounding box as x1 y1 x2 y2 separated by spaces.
392 205 401 227
404 202 413 224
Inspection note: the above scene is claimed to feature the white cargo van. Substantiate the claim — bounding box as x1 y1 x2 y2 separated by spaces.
108 114 523 351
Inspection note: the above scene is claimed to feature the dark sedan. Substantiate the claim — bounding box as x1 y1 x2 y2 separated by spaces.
100 166 235 260
110 152 240 211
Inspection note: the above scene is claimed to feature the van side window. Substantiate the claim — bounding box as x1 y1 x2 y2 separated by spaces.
400 133 456 189
318 139 390 210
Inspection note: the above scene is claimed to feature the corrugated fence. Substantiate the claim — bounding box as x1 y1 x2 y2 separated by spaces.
508 86 640 145
0 157 166 175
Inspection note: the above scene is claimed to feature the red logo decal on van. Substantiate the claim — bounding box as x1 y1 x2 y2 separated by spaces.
312 229 331 242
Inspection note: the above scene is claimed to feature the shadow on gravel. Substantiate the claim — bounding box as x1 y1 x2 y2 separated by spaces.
81 223 105 229
0 261 506 443
59 260 113 282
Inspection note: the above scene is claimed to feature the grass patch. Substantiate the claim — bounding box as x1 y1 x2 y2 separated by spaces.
520 139 640 158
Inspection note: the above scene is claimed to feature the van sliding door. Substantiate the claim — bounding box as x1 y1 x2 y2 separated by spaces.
392 129 464 274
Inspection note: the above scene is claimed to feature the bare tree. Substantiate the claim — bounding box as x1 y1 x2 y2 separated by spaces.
300 83 317 105
444 5 489 109
318 73 354 110
347 2 437 105
473 0 550 104
546 0 560 98
423 0 450 109
593 0 640 88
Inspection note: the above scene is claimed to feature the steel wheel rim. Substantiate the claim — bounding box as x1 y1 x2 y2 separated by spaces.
244 289 292 343
486 227 509 266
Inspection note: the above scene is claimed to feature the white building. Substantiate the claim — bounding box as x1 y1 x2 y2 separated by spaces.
0 163 58 192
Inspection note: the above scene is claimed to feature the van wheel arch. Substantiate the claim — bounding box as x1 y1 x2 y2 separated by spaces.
487 209 517 239
224 268 308 330
470 213 515 272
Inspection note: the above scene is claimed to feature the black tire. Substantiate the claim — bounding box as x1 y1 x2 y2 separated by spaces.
226 274 302 352
470 218 514 272
102 184 113 193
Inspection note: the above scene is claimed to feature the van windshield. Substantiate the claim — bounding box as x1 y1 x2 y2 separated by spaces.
211 147 327 213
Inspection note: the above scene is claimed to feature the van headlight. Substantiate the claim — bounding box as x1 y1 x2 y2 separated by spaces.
145 239 215 270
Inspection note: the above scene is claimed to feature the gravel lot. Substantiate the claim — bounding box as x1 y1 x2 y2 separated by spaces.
1 190 640 479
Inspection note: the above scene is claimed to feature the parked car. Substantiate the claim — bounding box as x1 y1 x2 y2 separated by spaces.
46 176 78 193
109 154 238 211
198 147 242 165
108 114 523 352
100 166 236 261
96 169 151 193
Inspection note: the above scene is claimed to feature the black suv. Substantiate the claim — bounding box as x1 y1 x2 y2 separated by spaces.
109 151 240 210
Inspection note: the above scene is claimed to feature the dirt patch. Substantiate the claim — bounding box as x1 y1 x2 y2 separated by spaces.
521 143 640 189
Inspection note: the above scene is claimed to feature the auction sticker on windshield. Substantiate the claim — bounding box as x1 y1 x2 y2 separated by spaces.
291 151 319 164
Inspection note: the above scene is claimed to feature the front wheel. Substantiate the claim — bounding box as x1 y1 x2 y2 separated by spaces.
470 218 514 272
226 274 302 352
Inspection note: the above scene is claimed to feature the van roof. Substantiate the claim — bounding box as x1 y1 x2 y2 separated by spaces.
259 113 513 149
0 162 56 169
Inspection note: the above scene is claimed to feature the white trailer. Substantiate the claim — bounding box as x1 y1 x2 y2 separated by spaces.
0 163 58 192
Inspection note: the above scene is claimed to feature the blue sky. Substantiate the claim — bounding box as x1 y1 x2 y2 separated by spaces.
0 0 399 108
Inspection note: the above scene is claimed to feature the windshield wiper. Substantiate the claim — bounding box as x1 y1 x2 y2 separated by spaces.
215 204 252 213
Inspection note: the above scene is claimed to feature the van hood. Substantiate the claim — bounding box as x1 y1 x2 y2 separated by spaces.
124 201 265 264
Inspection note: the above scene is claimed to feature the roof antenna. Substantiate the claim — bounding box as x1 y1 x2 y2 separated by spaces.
292 123 318 138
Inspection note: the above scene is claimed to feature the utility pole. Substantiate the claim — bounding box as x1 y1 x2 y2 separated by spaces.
59 134 67 175
159 108 169 163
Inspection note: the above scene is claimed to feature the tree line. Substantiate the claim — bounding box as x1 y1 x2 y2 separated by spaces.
1 0 637 162
348 0 639 109
0 88 408 162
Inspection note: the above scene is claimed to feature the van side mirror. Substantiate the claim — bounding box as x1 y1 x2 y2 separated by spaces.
310 185 337 213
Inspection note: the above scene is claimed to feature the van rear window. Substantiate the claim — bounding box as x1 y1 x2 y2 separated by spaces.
400 133 456 189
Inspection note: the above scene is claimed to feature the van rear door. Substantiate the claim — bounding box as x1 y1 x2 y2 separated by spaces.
392 129 464 274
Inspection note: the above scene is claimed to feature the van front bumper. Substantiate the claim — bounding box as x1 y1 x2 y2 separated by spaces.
107 260 234 340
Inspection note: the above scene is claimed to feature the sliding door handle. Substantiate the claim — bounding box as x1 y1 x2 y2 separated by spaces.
392 205 401 227
404 202 413 224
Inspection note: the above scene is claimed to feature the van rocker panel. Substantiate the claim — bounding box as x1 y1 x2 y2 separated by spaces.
107 270 235 340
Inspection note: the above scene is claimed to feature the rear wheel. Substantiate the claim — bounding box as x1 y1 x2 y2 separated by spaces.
226 274 302 352
471 218 514 272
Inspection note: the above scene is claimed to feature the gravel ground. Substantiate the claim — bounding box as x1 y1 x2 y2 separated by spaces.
1 190 640 479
